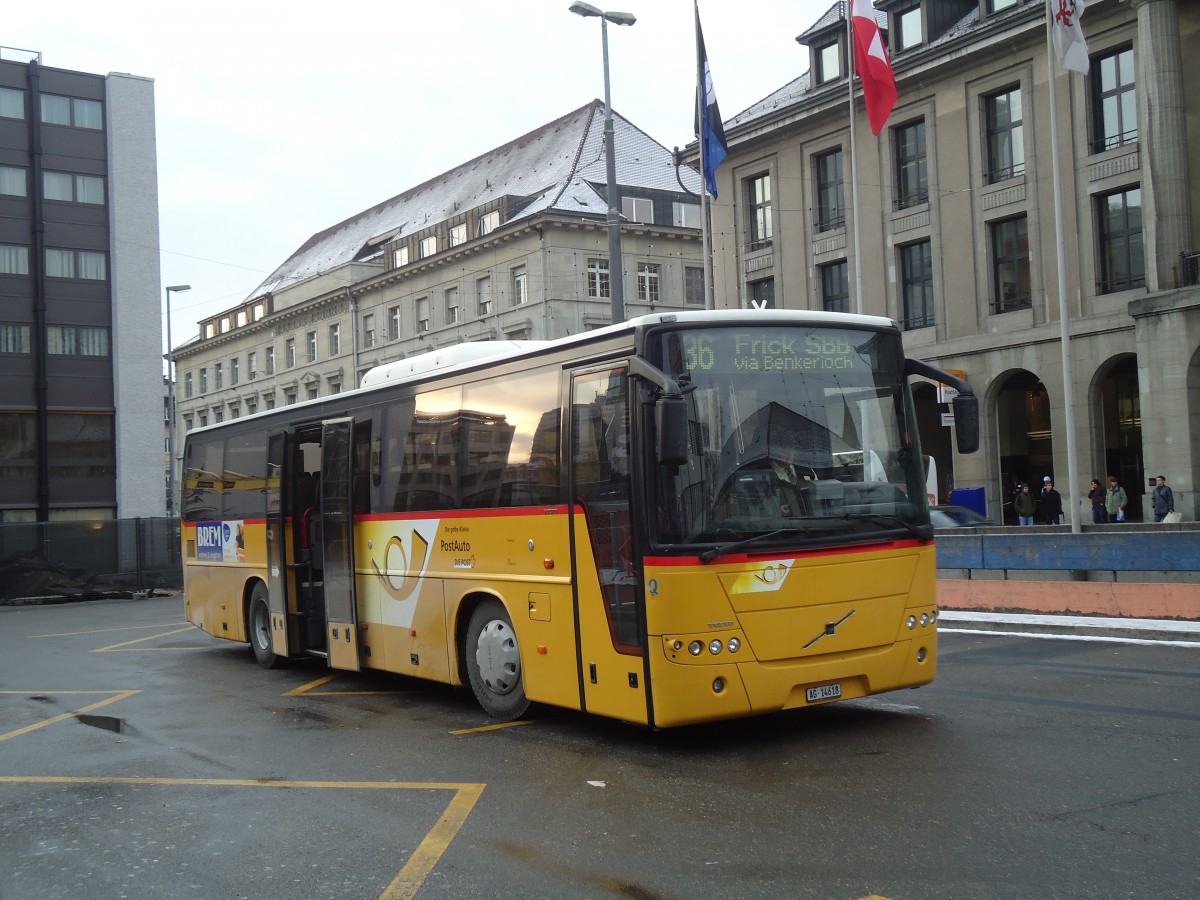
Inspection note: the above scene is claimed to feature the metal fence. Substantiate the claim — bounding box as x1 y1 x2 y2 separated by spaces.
0 517 181 602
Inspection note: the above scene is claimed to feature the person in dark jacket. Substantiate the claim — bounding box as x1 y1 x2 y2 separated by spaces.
1087 478 1107 524
1014 483 1037 526
1151 475 1175 522
1040 480 1063 525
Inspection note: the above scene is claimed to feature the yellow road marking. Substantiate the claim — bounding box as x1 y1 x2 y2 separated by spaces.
92 626 198 652
35 622 187 638
450 720 535 735
0 775 484 900
0 690 141 742
284 674 415 697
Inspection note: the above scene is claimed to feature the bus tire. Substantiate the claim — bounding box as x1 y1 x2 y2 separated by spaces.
247 582 281 669
465 599 529 721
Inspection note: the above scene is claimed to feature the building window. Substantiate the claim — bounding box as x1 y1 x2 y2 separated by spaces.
220 316 231 334
40 94 103 129
673 202 701 228
419 236 437 258
363 314 375 348
45 248 107 280
1 324 31 353
511 266 528 306
247 351 257 378
685 266 705 305
900 240 934 329
448 223 468 247
231 357 240 385
389 305 401 339
476 276 492 315
393 246 410 268
285 338 296 368
328 324 340 356
814 149 845 232
1091 47 1136 153
587 258 610 298
215 362 223 389
0 87 25 120
478 210 500 237
416 297 430 333
198 412 208 427
745 174 773 251
43 171 105 205
894 120 928 209
329 380 342 396
264 394 276 410
246 399 257 416
0 165 27 196
748 279 776 309
265 346 275 374
306 385 319 401
895 5 922 51
285 389 297 406
622 196 653 223
820 261 849 313
199 368 208 393
184 371 193 398
816 40 841 84
236 310 247 327
306 331 317 362
0 244 29 275
445 286 460 324
45 325 108 356
230 403 240 420
985 87 1024 183
1096 187 1144 294
990 216 1031 313
987 0 1019 12
636 263 661 304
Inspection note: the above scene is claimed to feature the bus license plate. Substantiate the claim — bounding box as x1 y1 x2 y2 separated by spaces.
806 683 841 703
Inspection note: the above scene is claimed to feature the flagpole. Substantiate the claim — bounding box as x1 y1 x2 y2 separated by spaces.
696 0 715 309
848 6 864 315
1045 7 1082 533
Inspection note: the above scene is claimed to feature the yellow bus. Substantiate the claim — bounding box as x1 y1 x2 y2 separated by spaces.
181 310 977 728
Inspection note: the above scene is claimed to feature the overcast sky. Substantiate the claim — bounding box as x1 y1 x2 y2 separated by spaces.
4 0 833 350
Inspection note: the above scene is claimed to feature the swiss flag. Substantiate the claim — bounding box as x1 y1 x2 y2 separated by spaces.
851 0 897 135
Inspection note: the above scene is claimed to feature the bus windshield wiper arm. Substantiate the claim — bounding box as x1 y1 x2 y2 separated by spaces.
698 520 855 563
842 513 934 544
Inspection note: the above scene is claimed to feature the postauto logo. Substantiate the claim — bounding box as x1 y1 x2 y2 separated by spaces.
196 521 230 561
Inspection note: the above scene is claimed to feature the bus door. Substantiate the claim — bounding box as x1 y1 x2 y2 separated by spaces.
264 430 290 658
320 418 361 671
569 366 649 725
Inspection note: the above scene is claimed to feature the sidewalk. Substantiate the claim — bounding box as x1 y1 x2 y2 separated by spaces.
939 610 1200 645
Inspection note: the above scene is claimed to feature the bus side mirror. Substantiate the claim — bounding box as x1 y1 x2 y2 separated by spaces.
952 394 979 454
656 396 688 468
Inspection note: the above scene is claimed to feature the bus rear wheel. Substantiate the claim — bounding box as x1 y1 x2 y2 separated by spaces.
248 583 281 669
465 599 529 721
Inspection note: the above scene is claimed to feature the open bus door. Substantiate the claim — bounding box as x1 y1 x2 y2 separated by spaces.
264 430 291 658
320 418 361 671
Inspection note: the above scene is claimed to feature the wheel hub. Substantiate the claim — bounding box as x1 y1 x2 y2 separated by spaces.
475 619 520 695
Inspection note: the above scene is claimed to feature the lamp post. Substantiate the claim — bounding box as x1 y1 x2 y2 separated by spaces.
164 284 191 519
569 1 636 324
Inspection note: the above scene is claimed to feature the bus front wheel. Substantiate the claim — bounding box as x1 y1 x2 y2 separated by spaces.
248 583 281 669
465 599 529 721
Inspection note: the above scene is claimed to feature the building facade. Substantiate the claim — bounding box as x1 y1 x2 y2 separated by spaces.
0 50 163 522
702 0 1196 523
173 102 704 450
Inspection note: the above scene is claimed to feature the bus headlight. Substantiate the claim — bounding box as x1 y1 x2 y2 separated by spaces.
713 677 726 693
688 641 703 656
907 615 917 630
727 637 740 653
919 613 929 627
708 639 723 655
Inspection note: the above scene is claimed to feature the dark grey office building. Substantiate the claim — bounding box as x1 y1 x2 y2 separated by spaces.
0 49 162 521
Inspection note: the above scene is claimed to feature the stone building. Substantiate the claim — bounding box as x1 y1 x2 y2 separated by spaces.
173 100 703 451
698 0 1196 522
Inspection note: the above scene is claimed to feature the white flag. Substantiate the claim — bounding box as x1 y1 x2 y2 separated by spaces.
1048 0 1089 74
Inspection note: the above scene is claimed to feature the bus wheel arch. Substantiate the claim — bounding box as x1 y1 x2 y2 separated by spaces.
245 579 282 669
461 594 530 721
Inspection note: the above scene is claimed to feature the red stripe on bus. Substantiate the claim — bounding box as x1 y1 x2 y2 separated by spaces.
644 538 928 566
355 506 571 522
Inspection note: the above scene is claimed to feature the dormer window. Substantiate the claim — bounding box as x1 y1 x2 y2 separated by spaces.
478 210 500 236
816 40 841 84
448 223 467 247
895 4 922 51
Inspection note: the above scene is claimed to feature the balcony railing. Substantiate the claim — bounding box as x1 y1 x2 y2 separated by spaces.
1182 251 1200 287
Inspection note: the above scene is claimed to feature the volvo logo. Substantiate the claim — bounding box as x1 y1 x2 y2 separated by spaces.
802 610 857 650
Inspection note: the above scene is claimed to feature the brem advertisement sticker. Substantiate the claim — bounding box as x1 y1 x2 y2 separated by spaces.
196 520 245 562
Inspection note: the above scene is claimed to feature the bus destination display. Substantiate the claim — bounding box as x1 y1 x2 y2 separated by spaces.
682 330 857 373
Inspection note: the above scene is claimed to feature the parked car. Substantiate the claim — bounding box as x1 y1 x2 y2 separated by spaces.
929 505 995 528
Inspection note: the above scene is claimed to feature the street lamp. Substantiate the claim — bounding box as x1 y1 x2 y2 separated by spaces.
569 1 636 324
164 284 191 519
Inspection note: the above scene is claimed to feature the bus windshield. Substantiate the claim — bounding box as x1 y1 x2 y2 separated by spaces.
652 324 928 547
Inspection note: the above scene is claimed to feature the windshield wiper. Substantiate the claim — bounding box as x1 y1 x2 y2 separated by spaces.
698 520 856 563
843 513 934 543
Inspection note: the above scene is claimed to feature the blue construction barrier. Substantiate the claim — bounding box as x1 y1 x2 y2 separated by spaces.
935 528 1200 573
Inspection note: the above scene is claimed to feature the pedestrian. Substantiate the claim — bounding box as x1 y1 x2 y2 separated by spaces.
1040 480 1063 525
1087 478 1107 524
1106 476 1128 523
1151 475 1175 523
1014 483 1037 526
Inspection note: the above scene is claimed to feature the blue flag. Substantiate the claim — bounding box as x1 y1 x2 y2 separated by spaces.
696 11 728 198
